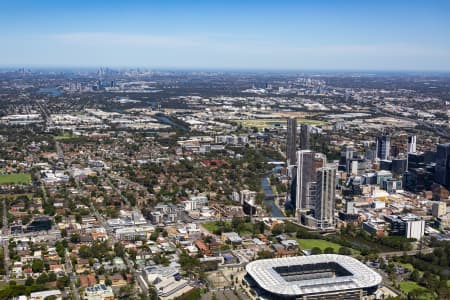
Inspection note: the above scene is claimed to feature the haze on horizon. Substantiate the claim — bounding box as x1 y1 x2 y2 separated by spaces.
1 0 449 71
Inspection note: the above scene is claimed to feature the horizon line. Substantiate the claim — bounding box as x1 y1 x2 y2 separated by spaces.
1 65 450 74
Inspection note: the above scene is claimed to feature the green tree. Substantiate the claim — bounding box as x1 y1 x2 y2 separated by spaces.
231 216 242 229
178 251 200 273
36 272 49 284
114 242 125 258
56 275 70 290
70 234 80 243
257 250 274 259
271 224 285 236
48 271 57 282
324 247 335 254
311 247 322 255
338 247 352 255
78 245 92 258
25 276 34 286
410 269 421 282
149 286 158 300
105 278 112 286
258 221 265 234
31 259 44 273
149 230 159 241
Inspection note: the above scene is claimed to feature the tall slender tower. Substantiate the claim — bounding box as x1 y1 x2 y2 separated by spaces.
407 136 417 154
436 144 450 189
295 150 314 215
376 135 390 160
286 118 297 166
315 166 336 229
300 124 310 150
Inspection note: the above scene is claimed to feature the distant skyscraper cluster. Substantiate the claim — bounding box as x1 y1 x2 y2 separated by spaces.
285 118 310 166
286 118 335 230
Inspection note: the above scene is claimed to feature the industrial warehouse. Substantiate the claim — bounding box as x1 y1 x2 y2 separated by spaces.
245 255 383 300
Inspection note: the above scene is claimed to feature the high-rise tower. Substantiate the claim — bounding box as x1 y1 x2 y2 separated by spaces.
295 151 325 215
376 135 390 160
286 118 297 166
315 166 336 229
436 144 450 189
300 124 310 150
407 135 417 154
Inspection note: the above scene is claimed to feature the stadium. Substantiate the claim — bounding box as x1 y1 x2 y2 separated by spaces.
245 254 382 300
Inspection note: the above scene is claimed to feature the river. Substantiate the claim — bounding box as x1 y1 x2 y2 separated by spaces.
154 114 189 131
261 163 285 217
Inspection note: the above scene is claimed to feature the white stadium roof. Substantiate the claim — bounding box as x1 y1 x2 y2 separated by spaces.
246 254 382 296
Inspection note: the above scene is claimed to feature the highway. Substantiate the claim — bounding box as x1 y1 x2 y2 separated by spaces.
374 106 450 139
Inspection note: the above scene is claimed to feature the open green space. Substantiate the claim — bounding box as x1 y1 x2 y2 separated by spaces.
397 262 414 270
201 220 259 236
53 132 76 140
233 118 326 129
0 173 31 185
396 262 424 275
296 239 341 252
399 281 434 299
0 193 33 200
399 281 424 293
202 221 230 233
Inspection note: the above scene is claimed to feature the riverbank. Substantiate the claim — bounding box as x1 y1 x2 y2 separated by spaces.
154 114 189 131
261 162 285 218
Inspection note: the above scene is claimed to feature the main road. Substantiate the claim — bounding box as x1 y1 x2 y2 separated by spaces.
2 198 10 278
65 249 81 300
89 173 149 296
378 247 434 258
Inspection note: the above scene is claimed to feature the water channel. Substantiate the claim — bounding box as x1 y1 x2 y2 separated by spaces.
261 163 285 217
154 114 189 131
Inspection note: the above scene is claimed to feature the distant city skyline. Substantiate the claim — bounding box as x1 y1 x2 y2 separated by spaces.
1 0 450 71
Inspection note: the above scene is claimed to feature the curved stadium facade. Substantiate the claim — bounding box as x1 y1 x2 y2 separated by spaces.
245 254 382 300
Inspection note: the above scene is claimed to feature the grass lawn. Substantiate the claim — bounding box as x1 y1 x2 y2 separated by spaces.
0 173 31 185
296 239 342 252
399 281 425 293
201 221 256 236
397 262 414 270
53 133 76 140
399 281 434 299
202 221 228 233
397 262 424 275
239 231 254 236
2 193 33 200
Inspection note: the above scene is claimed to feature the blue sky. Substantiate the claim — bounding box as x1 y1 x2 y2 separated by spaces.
0 0 449 70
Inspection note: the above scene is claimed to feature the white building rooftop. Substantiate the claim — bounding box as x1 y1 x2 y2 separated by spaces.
246 254 382 296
